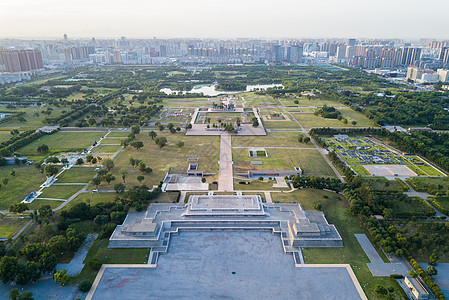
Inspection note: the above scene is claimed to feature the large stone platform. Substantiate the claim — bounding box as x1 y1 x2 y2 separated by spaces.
109 194 342 265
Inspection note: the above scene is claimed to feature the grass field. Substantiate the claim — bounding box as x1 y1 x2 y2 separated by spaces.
0 105 68 129
294 190 403 299
361 177 405 191
240 92 279 106
233 148 336 178
38 185 83 200
71 238 150 284
19 131 107 155
162 98 214 108
434 197 449 211
0 131 13 143
63 193 119 210
111 133 220 188
92 144 122 153
28 199 64 210
57 167 96 183
271 188 341 205
0 216 30 238
408 177 449 193
280 97 343 108
233 179 289 191
0 165 47 210
232 132 308 148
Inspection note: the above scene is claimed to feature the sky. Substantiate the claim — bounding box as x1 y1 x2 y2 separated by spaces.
1 0 448 39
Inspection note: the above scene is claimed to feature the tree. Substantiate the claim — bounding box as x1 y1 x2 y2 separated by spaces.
409 270 418 278
38 251 57 273
158 124 165 131
252 117 259 127
9 203 28 213
374 285 387 296
426 265 438 276
54 270 69 285
298 136 303 143
102 158 114 172
114 183 125 194
44 165 59 177
92 177 101 189
37 144 49 153
8 289 33 300
130 125 140 135
186 124 192 130
303 137 310 144
149 130 157 139
0 256 19 284
79 280 92 293
352 121 357 126
177 140 184 148
10 170 15 176
103 173 116 186
94 215 109 225
154 137 167 149
137 175 145 184
201 177 206 183
130 141 144 151
87 258 102 271
119 167 128 183
75 158 84 165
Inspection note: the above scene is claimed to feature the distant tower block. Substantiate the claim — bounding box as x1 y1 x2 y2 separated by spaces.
63 33 68 41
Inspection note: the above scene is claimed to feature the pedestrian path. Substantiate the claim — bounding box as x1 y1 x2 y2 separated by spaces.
355 234 408 277
56 234 98 276
218 134 233 191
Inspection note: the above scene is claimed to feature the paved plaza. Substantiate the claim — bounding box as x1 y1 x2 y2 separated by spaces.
90 231 365 300
363 164 417 177
218 134 234 191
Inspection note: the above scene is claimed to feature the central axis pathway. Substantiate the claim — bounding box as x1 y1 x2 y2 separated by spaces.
218 134 234 191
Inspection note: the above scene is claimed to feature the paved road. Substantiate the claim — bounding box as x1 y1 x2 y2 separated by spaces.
218 134 234 191
355 234 409 277
264 192 273 203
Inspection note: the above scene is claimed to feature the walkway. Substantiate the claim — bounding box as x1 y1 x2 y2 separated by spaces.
218 134 234 192
355 234 409 277
403 181 445 217
56 234 98 276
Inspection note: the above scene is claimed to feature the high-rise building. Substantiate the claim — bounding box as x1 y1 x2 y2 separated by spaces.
348 39 356 47
437 69 449 82
287 45 303 63
0 49 43 73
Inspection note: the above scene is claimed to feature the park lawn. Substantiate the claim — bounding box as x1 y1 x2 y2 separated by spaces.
361 177 404 192
154 192 180 203
291 113 347 129
240 92 279 106
299 192 402 300
1 105 68 129
71 238 150 283
57 167 96 183
338 108 378 127
0 131 13 143
233 148 336 178
408 177 449 192
0 165 47 210
262 117 300 129
66 93 87 101
162 98 214 108
271 188 341 206
106 131 130 137
417 165 445 176
232 132 308 148
63 193 119 211
0 216 30 239
19 131 107 155
351 165 371 176
111 133 220 188
233 179 289 191
407 165 428 176
28 199 63 210
434 197 449 211
38 185 83 200
92 144 121 153
387 197 435 218
288 97 343 107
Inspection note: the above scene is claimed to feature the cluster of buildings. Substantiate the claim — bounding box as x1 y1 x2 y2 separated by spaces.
0 49 44 73
406 67 449 83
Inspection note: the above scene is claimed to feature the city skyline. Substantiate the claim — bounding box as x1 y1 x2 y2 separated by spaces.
1 0 449 40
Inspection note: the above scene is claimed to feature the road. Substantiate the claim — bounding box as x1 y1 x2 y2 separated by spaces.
218 134 234 191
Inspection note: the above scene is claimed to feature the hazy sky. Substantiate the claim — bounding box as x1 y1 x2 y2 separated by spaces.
1 0 448 39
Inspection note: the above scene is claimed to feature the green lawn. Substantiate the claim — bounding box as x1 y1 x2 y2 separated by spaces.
110 133 220 188
361 177 404 191
296 190 403 299
233 148 336 178
57 167 96 183
352 166 371 176
0 216 30 238
434 197 449 211
233 179 289 191
63 193 119 211
0 105 68 129
19 131 108 155
28 199 63 210
232 132 308 148
240 92 279 106
38 185 83 200
70 238 150 284
408 177 449 193
92 144 122 153
271 188 340 206
0 165 47 210
0 131 13 143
